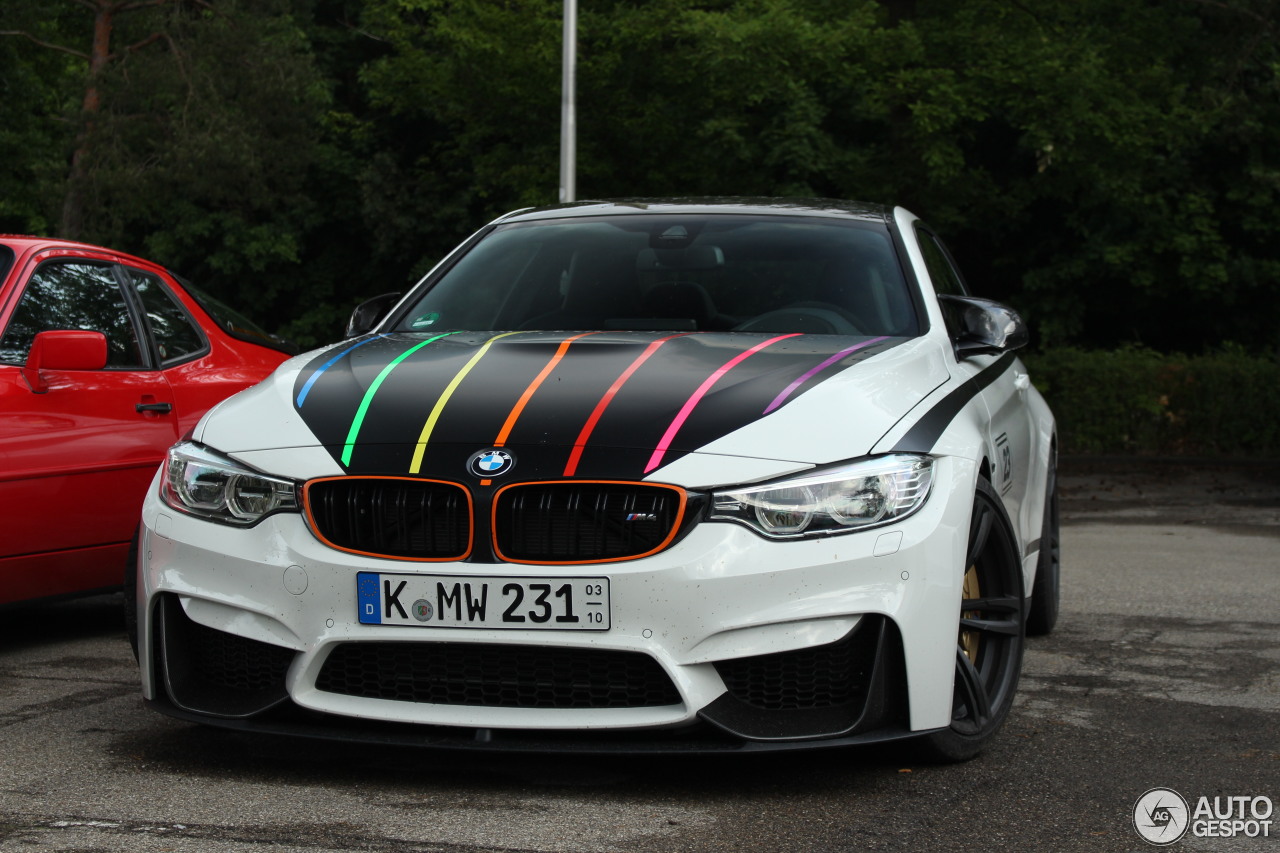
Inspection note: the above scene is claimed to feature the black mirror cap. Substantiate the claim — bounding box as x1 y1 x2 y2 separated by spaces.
345 292 402 338
937 295 1029 358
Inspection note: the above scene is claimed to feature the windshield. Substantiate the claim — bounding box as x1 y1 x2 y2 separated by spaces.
395 215 919 337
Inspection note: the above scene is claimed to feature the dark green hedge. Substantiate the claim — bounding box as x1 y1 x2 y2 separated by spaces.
1022 347 1280 456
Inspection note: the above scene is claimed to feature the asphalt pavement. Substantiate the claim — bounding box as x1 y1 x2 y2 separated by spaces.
0 458 1276 852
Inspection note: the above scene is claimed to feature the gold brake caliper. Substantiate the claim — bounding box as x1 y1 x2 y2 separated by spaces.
960 564 981 664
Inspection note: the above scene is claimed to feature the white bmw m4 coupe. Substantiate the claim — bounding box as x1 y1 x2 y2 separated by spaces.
131 198 1058 759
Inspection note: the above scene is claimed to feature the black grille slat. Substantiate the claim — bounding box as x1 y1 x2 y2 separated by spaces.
316 642 681 708
496 483 681 562
306 478 685 563
307 479 470 559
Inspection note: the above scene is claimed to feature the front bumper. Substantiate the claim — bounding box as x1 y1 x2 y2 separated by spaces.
136 457 974 752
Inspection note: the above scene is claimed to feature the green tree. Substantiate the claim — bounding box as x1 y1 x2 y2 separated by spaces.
846 0 1280 352
353 0 889 267
3 0 331 334
0 1 89 235
4 0 1276 352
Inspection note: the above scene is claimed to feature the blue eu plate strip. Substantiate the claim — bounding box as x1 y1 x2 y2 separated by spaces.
357 572 382 624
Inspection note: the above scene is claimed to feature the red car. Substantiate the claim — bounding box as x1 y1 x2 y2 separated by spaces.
0 236 293 605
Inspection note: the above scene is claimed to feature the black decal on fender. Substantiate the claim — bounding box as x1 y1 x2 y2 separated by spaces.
892 353 1017 453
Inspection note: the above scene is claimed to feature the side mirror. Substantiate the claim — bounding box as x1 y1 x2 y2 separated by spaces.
345 292 402 338
22 330 108 393
937 295 1028 358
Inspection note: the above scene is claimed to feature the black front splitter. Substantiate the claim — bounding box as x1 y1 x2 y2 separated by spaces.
145 696 934 756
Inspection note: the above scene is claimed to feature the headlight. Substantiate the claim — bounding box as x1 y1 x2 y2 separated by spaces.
161 441 299 526
709 454 934 539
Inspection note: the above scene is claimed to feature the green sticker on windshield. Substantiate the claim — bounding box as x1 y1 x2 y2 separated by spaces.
411 312 440 329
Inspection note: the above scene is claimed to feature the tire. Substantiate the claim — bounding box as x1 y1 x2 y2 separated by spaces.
1026 451 1060 636
916 476 1025 762
123 526 141 662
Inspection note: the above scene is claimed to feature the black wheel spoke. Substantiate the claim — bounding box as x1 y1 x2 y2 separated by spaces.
924 478 1027 759
960 594 1023 636
962 594 1021 613
966 502 992 567
954 645 992 725
960 615 1022 636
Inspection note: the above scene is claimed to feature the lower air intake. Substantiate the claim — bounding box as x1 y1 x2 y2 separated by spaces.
157 594 293 718
315 642 682 709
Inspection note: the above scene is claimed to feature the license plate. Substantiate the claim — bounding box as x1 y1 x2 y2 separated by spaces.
356 572 610 630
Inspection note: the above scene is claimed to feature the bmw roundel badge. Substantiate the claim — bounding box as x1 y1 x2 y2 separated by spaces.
468 448 515 478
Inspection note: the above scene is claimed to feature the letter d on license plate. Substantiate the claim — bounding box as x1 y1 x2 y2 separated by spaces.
357 572 610 630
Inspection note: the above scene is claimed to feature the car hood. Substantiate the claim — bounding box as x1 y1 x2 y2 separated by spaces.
199 331 950 488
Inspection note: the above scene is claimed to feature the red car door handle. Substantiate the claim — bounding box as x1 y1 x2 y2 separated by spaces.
136 402 173 414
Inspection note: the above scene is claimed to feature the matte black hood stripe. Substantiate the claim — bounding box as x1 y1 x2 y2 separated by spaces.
763 335 890 414
563 332 691 476
494 332 602 449
644 333 800 473
295 333 389 407
292 331 906 479
341 331 463 466
408 330 526 473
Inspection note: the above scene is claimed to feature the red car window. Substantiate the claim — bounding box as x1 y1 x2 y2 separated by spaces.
127 269 208 365
0 261 146 368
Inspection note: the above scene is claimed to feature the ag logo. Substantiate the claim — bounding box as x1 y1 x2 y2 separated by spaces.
1134 788 1190 845
468 448 515 478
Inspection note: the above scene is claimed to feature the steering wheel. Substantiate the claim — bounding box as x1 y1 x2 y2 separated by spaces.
733 302 862 335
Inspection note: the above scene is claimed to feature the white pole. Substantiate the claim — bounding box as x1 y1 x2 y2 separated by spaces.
559 0 577 203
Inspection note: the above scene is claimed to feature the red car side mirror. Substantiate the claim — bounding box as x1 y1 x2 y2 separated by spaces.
21 330 108 393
